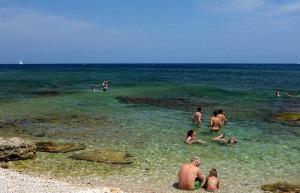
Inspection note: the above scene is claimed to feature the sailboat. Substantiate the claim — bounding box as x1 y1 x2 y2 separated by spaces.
19 59 23 65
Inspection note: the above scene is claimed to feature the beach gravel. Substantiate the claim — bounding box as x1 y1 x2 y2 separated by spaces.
0 168 124 193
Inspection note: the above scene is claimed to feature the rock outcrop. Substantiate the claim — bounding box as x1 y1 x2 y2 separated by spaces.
273 112 300 126
261 182 300 193
70 150 133 164
36 142 86 153
0 137 36 161
117 96 216 111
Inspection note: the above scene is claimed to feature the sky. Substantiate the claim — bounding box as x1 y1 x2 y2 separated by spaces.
0 0 300 63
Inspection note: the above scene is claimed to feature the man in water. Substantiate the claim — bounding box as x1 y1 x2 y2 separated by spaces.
217 109 227 125
210 111 221 132
192 107 202 125
178 157 204 190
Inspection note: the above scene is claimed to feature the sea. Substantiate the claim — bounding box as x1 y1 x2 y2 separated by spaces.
0 64 299 192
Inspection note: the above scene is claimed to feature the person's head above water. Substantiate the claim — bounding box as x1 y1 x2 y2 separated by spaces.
186 129 195 138
197 107 202 112
209 168 218 177
218 109 223 114
191 157 201 166
227 137 237 144
213 111 218 117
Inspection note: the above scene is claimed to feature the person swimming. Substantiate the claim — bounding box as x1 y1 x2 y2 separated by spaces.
91 86 96 92
185 130 206 145
203 168 220 192
102 80 109 91
212 133 237 145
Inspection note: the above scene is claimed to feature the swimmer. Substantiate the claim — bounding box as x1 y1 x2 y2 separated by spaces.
217 109 227 125
91 86 96 92
275 90 280 97
102 80 109 91
192 107 202 125
185 130 206 145
210 111 221 132
203 168 220 192
178 157 204 190
212 133 237 145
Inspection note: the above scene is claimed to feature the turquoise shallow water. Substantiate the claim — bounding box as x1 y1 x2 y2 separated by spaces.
0 64 299 192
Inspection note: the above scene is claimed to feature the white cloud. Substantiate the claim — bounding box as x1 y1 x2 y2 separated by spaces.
226 0 266 12
197 0 300 15
0 6 149 63
196 0 267 14
278 0 300 13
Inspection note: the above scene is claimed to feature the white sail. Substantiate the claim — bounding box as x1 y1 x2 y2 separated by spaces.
19 59 23 65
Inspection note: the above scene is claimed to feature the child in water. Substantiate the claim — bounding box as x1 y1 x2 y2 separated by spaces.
203 168 220 192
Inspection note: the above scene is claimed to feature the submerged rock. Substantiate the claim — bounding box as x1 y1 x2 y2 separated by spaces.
273 112 300 126
70 150 133 164
261 182 300 193
32 90 61 96
36 142 86 153
0 162 9 169
117 96 216 111
0 113 116 139
0 137 36 161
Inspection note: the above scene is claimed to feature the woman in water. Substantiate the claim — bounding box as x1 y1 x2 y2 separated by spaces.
185 130 206 144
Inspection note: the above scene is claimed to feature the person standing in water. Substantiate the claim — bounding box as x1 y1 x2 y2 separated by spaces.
178 157 204 190
192 107 202 125
217 109 227 125
210 111 221 132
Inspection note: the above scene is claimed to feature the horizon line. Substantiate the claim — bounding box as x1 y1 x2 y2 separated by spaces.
0 62 299 65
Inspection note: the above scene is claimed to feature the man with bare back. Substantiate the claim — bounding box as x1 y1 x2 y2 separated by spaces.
178 157 204 190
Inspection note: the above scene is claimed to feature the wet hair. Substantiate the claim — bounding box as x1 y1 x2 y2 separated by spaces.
209 169 218 177
186 129 195 138
218 109 223 114
213 111 218 117
227 137 237 144
197 107 202 112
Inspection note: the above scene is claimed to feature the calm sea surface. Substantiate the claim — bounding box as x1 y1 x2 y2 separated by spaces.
0 64 299 192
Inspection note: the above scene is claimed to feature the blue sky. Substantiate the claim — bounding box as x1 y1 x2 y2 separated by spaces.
0 0 299 63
